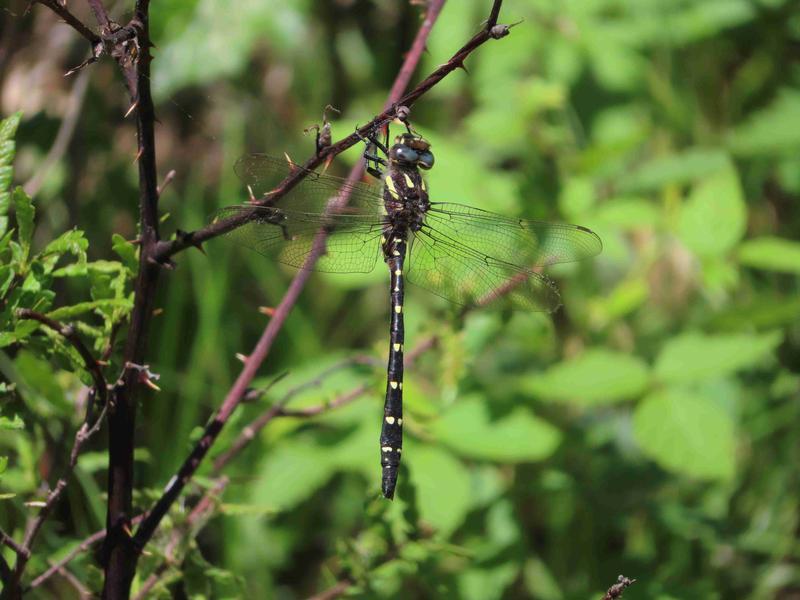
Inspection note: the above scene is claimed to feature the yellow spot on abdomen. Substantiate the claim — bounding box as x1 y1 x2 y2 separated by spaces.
385 416 395 424
395 305 402 313
390 381 398 389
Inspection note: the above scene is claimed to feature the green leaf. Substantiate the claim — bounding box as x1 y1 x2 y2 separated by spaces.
46 298 132 320
738 237 800 274
617 148 730 193
407 443 471 536
0 414 24 430
523 349 650 405
42 228 88 259
633 389 735 480
678 167 746 257
593 197 660 229
654 331 781 384
111 233 138 273
431 398 561 462
728 89 800 156
13 187 34 261
0 114 21 236
250 437 333 510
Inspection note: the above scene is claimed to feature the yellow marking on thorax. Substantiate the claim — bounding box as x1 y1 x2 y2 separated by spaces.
385 175 399 199
421 179 426 191
403 173 415 189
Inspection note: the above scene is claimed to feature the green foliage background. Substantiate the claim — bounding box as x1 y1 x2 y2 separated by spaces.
2 0 800 597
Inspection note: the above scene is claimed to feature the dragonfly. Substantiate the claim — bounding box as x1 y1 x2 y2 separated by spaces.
214 129 602 499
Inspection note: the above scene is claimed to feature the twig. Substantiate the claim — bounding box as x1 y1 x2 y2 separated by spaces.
487 0 503 28
212 357 371 471
152 0 511 263
0 528 29 560
603 575 636 600
33 0 101 44
54 564 93 598
86 0 112 30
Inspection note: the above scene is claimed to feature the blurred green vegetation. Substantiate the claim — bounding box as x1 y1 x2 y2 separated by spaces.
2 0 800 598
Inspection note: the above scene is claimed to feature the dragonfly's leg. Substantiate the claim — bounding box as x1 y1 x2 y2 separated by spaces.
356 127 388 178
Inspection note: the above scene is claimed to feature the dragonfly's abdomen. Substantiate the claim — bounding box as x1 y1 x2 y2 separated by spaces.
380 229 407 499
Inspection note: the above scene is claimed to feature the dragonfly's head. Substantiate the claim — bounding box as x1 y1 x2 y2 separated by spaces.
389 133 435 170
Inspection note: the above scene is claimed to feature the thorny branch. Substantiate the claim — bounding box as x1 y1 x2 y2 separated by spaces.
27 336 435 592
134 335 435 597
152 0 512 262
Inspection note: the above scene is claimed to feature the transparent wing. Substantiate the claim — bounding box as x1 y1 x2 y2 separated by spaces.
212 205 383 273
426 202 602 268
234 154 385 214
407 224 562 312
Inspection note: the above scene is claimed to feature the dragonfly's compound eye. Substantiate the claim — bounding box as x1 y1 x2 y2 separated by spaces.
417 151 434 170
390 144 419 165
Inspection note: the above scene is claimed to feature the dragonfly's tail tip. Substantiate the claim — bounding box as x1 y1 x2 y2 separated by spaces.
381 473 398 500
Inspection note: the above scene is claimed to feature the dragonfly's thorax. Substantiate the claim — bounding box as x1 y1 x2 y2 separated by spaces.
383 165 430 234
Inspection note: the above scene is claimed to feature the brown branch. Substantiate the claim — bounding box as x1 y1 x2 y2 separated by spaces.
0 529 29 561
101 0 163 596
487 0 503 28
603 575 636 600
212 357 372 471
33 0 101 44
152 0 511 263
86 0 112 30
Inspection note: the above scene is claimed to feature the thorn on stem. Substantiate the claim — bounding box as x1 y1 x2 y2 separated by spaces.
124 100 139 118
258 306 276 317
157 169 176 197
